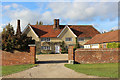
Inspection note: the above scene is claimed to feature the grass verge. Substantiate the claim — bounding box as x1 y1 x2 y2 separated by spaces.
2 64 38 76
64 63 118 78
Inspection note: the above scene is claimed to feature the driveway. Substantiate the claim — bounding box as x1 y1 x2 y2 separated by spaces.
4 54 100 78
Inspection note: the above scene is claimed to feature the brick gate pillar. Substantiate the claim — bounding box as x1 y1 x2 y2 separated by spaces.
29 44 36 64
68 45 74 64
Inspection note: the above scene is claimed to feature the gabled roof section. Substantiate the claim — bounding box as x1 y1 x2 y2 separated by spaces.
30 25 63 37
27 25 100 38
22 25 39 38
69 25 100 37
85 30 120 45
57 25 77 37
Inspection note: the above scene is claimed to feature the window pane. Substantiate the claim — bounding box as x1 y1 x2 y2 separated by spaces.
41 38 44 41
41 46 50 50
41 38 50 41
78 38 84 41
41 46 43 49
66 38 72 41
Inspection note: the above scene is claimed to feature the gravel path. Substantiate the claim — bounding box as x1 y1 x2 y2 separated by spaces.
3 54 100 78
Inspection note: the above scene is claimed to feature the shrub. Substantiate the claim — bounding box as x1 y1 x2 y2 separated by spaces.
60 41 68 54
107 42 120 48
41 50 52 54
61 51 68 54
74 38 80 51
2 23 35 52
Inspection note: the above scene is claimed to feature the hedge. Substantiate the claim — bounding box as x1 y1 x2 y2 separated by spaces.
107 42 120 48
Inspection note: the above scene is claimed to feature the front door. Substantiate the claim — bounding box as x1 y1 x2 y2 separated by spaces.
55 45 60 53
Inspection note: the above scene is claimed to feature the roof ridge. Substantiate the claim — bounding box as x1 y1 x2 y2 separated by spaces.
31 25 53 26
28 24 100 38
101 29 120 35
68 25 93 26
31 24 93 26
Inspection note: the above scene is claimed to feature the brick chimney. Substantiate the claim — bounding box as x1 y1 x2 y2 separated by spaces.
53 19 59 29
16 20 21 36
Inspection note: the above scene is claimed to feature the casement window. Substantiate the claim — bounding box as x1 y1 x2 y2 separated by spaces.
84 45 90 48
65 37 73 41
41 38 50 42
41 46 51 50
91 44 99 48
78 37 84 41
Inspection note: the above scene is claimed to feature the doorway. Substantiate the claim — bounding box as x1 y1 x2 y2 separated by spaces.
55 45 60 53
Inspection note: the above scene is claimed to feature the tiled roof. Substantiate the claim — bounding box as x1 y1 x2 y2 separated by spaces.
85 30 120 45
30 25 100 38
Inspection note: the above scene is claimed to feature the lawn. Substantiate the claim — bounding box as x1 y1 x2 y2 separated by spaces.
2 64 38 76
65 63 118 78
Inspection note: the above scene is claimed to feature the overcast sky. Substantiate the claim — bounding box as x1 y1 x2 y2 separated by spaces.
1 0 119 33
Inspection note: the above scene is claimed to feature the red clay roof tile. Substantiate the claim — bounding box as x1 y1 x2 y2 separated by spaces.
85 30 120 44
30 25 100 38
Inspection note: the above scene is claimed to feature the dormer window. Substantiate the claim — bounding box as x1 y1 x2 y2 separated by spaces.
41 38 50 42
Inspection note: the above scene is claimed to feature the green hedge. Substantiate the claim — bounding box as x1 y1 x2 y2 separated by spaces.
107 42 120 48
61 51 68 54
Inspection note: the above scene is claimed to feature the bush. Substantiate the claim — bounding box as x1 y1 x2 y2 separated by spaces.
61 51 68 54
60 41 68 54
41 50 52 54
107 42 120 48
2 23 35 52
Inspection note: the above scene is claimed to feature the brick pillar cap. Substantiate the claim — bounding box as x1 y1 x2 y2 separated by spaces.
28 44 36 46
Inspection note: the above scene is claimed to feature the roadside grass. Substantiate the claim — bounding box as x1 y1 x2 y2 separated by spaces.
65 63 118 78
2 64 38 76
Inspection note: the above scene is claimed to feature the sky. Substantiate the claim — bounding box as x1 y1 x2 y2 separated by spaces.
0 0 119 33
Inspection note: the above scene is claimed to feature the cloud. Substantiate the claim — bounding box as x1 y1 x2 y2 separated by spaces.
2 2 118 32
12 3 19 8
2 3 41 32
0 24 6 32
73 0 119 2
47 2 118 23
2 3 57 32
111 26 119 30
102 26 119 33
9 9 42 32
3 3 19 10
3 5 11 10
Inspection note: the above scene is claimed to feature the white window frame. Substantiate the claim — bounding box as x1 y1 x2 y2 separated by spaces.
41 38 50 42
78 37 85 42
91 44 99 48
65 37 73 41
84 45 90 48
41 46 51 50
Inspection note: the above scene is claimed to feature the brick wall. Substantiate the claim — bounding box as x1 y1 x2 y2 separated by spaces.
68 46 119 64
1 45 36 66
68 46 74 60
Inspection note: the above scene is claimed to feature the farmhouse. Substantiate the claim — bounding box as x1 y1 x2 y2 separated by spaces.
21 19 100 53
84 30 120 48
